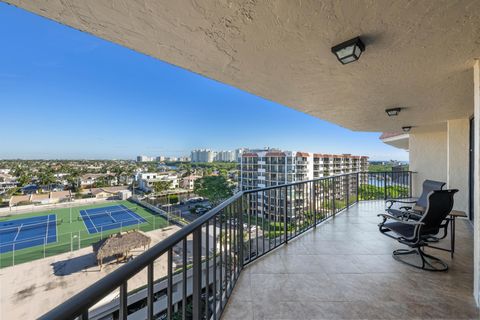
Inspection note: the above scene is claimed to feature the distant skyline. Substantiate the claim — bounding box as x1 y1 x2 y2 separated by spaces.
0 3 408 161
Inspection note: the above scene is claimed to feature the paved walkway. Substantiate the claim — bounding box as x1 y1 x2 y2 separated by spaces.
222 201 478 319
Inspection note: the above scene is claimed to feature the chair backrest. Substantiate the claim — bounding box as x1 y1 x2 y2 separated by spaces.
416 180 446 208
419 189 458 236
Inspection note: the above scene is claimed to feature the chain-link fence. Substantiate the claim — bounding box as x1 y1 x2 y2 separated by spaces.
0 215 168 268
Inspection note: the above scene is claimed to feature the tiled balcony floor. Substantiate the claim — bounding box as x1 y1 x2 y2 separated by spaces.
222 201 478 320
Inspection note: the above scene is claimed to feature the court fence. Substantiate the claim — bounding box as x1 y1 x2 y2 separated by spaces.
0 214 169 269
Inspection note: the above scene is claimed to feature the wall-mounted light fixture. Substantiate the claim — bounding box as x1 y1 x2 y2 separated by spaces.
385 108 401 117
331 37 365 65
402 126 412 133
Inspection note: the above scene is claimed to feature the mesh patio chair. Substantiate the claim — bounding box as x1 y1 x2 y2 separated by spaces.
385 179 445 220
378 189 458 271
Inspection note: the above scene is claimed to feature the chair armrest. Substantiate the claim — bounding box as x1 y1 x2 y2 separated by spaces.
385 198 418 209
377 213 425 225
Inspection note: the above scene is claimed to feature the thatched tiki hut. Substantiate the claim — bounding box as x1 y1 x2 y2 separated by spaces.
93 230 151 268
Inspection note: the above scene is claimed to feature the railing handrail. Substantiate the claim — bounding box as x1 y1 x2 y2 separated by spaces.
39 170 413 320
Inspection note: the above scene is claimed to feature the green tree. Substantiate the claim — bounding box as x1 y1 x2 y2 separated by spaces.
38 170 56 190
194 176 233 205
153 180 172 194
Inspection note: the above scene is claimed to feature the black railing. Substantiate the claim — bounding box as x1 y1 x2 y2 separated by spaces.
39 171 413 320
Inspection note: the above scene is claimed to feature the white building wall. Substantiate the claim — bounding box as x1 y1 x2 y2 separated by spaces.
409 130 448 197
447 119 470 212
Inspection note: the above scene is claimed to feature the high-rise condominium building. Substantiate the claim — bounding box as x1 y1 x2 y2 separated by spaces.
239 149 368 190
191 149 216 163
239 149 368 219
214 150 236 162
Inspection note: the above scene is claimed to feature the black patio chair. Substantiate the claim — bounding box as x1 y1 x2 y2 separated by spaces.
385 179 445 220
378 189 458 271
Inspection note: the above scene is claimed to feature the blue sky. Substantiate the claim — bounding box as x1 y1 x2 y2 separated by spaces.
0 3 407 161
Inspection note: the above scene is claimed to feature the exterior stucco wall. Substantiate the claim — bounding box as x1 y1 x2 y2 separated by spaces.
473 60 480 306
409 130 448 197
447 119 470 212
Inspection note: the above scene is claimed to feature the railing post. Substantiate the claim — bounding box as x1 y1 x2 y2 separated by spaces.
284 186 288 243
192 228 202 320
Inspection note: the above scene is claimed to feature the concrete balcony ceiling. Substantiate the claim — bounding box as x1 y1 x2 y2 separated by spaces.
6 0 480 131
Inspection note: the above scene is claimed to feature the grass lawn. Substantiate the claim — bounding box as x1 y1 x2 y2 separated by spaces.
0 200 169 268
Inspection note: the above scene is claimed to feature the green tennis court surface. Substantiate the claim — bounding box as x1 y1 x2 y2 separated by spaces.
0 200 169 268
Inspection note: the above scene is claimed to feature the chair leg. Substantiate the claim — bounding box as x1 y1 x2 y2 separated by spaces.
392 247 448 272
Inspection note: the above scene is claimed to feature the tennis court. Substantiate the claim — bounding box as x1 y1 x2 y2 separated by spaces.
0 214 58 253
80 205 147 234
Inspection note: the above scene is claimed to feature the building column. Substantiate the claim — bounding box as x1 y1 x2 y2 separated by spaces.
474 59 480 306
447 119 470 212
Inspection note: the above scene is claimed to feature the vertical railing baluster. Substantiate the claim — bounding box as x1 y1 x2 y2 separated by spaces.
79 310 89 320
313 181 316 227
147 263 154 320
167 248 173 320
228 204 232 293
332 177 336 215
219 212 223 312
384 171 387 200
267 189 271 252
346 174 350 207
261 190 265 256
205 220 210 320
356 172 359 202
247 194 251 262
182 239 187 320
255 192 259 259
192 228 202 319
283 186 288 243
212 217 217 320
274 188 278 247
119 282 127 320
224 207 229 295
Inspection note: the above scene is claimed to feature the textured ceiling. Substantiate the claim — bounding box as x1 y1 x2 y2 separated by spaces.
6 0 480 132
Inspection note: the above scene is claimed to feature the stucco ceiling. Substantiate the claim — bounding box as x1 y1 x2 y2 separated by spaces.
5 0 480 132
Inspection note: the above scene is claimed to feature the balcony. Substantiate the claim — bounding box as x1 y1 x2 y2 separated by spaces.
39 171 478 320
222 200 478 319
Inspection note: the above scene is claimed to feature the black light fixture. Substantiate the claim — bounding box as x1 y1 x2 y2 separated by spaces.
385 108 401 117
331 36 365 65
402 126 412 133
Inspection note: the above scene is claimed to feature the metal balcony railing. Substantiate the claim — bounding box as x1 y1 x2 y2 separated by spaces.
39 171 413 320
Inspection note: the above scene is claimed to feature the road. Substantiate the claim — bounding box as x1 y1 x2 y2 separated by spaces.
166 200 211 222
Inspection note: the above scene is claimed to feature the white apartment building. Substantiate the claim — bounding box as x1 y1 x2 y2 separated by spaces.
214 150 236 162
137 155 154 162
191 149 216 163
180 175 202 190
136 172 179 192
0 173 17 195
